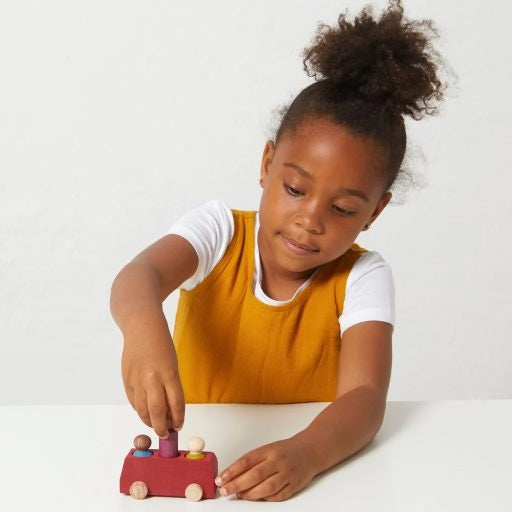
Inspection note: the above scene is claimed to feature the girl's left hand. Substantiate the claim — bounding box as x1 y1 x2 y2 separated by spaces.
215 437 316 501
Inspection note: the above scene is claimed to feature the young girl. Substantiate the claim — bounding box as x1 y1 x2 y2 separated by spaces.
111 0 445 501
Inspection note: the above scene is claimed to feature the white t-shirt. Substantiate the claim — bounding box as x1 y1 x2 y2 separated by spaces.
168 200 395 334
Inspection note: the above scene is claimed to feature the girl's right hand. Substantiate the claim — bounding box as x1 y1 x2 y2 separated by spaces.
111 235 200 437
121 333 185 438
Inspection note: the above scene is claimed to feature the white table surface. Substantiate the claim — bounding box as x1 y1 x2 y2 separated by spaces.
0 401 511 511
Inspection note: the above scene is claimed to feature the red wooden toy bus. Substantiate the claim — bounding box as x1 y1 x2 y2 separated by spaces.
120 431 218 501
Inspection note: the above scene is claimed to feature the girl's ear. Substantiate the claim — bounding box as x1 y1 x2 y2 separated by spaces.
366 191 392 228
259 140 275 187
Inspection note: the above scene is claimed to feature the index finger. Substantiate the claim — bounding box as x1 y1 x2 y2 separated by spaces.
164 378 185 431
215 448 266 488
146 385 171 438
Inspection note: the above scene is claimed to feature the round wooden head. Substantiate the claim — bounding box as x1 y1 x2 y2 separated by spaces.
133 434 152 451
188 436 205 453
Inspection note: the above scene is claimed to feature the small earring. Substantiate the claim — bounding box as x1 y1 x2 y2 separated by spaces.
363 223 371 230
259 178 263 185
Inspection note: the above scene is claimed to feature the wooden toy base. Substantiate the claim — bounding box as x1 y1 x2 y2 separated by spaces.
120 449 218 499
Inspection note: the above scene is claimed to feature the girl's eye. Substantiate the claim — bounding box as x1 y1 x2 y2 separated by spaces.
285 184 304 197
333 205 356 217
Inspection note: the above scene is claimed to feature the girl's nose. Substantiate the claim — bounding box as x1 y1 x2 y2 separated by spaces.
295 202 324 234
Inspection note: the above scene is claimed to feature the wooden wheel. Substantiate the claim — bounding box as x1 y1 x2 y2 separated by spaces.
129 480 148 499
185 483 203 502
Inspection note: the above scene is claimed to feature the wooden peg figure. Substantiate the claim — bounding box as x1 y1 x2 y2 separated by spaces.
158 429 179 458
133 434 152 457
186 436 206 459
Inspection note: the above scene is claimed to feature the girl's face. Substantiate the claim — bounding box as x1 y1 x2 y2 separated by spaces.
258 117 392 282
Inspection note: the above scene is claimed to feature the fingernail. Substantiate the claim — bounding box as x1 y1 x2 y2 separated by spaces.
215 476 223 486
220 487 228 496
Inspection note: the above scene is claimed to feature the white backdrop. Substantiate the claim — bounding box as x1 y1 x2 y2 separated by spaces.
1 0 511 405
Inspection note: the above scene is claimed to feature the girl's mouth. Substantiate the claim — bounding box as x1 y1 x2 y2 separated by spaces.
281 235 318 255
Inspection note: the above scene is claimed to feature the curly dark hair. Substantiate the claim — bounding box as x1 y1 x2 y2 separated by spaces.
274 0 446 190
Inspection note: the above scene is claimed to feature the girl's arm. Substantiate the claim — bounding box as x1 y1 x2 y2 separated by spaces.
110 234 198 436
215 321 392 501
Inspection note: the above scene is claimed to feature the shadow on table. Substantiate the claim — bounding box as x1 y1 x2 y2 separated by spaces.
210 400 433 498
300 401 432 494
377 400 431 443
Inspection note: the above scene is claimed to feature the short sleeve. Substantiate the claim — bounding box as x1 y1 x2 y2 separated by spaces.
339 251 395 334
167 200 234 290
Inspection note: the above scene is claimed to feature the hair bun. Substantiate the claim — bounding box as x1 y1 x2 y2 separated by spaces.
303 0 445 119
